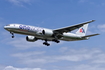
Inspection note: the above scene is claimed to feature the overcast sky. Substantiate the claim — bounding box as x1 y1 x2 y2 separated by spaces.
0 0 105 70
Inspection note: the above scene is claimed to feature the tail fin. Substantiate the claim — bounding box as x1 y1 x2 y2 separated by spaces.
76 24 88 36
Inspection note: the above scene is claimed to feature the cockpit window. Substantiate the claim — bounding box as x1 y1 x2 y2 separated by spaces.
6 24 10 26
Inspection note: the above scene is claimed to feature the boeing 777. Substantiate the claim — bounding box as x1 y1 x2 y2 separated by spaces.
4 20 99 46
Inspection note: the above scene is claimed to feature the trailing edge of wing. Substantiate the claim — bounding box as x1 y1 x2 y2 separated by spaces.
82 33 99 38
53 20 95 34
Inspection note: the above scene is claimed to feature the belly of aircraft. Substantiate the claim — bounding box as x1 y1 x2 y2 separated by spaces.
10 28 82 41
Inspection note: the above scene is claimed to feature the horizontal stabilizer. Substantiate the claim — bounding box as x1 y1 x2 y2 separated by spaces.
82 33 99 38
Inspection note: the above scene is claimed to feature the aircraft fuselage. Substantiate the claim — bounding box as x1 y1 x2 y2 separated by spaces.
4 24 86 41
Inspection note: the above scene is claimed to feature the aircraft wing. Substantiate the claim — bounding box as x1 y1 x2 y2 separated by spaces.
53 20 95 34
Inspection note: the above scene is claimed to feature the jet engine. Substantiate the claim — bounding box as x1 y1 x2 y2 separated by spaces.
26 36 38 42
42 29 53 36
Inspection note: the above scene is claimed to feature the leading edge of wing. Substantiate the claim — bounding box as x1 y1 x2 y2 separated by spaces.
53 20 95 33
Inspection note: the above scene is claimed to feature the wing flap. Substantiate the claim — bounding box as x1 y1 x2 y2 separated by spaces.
53 20 95 33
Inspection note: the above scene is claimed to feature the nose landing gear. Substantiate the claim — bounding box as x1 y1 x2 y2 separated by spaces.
10 32 14 38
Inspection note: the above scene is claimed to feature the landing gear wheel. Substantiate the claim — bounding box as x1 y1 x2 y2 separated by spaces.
56 40 60 43
53 39 60 43
12 36 14 38
43 42 50 46
46 43 50 46
10 32 14 38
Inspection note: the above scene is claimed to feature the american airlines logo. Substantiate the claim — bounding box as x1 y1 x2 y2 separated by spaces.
79 28 85 33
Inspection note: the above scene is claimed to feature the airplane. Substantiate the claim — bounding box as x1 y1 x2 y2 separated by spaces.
4 20 99 46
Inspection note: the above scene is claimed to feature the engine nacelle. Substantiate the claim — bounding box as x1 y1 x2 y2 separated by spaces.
26 36 38 42
42 29 53 36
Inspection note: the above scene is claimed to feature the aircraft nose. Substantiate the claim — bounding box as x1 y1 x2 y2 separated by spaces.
4 26 7 29
4 26 10 30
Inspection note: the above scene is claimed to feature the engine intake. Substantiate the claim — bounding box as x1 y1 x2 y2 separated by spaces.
42 29 53 36
26 36 38 42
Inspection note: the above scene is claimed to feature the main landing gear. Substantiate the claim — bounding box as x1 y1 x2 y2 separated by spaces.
43 39 60 46
43 39 50 46
52 35 60 43
10 32 14 38
52 39 60 43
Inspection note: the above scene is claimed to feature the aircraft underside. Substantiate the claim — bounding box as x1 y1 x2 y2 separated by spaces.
9 29 82 46
9 30 61 46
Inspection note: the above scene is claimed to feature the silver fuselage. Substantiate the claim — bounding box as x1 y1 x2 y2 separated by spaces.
4 24 87 41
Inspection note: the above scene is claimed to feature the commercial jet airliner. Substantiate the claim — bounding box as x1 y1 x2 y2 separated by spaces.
4 20 99 46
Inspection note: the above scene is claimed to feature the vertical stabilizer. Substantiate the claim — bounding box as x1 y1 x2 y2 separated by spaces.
76 24 88 36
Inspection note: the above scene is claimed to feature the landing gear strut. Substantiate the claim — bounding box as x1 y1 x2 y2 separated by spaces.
10 32 14 38
43 39 50 46
52 34 60 43
52 35 60 43
53 39 60 43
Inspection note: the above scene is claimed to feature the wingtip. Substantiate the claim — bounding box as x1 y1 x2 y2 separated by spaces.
93 33 100 36
85 20 95 24
96 33 100 35
92 20 95 22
